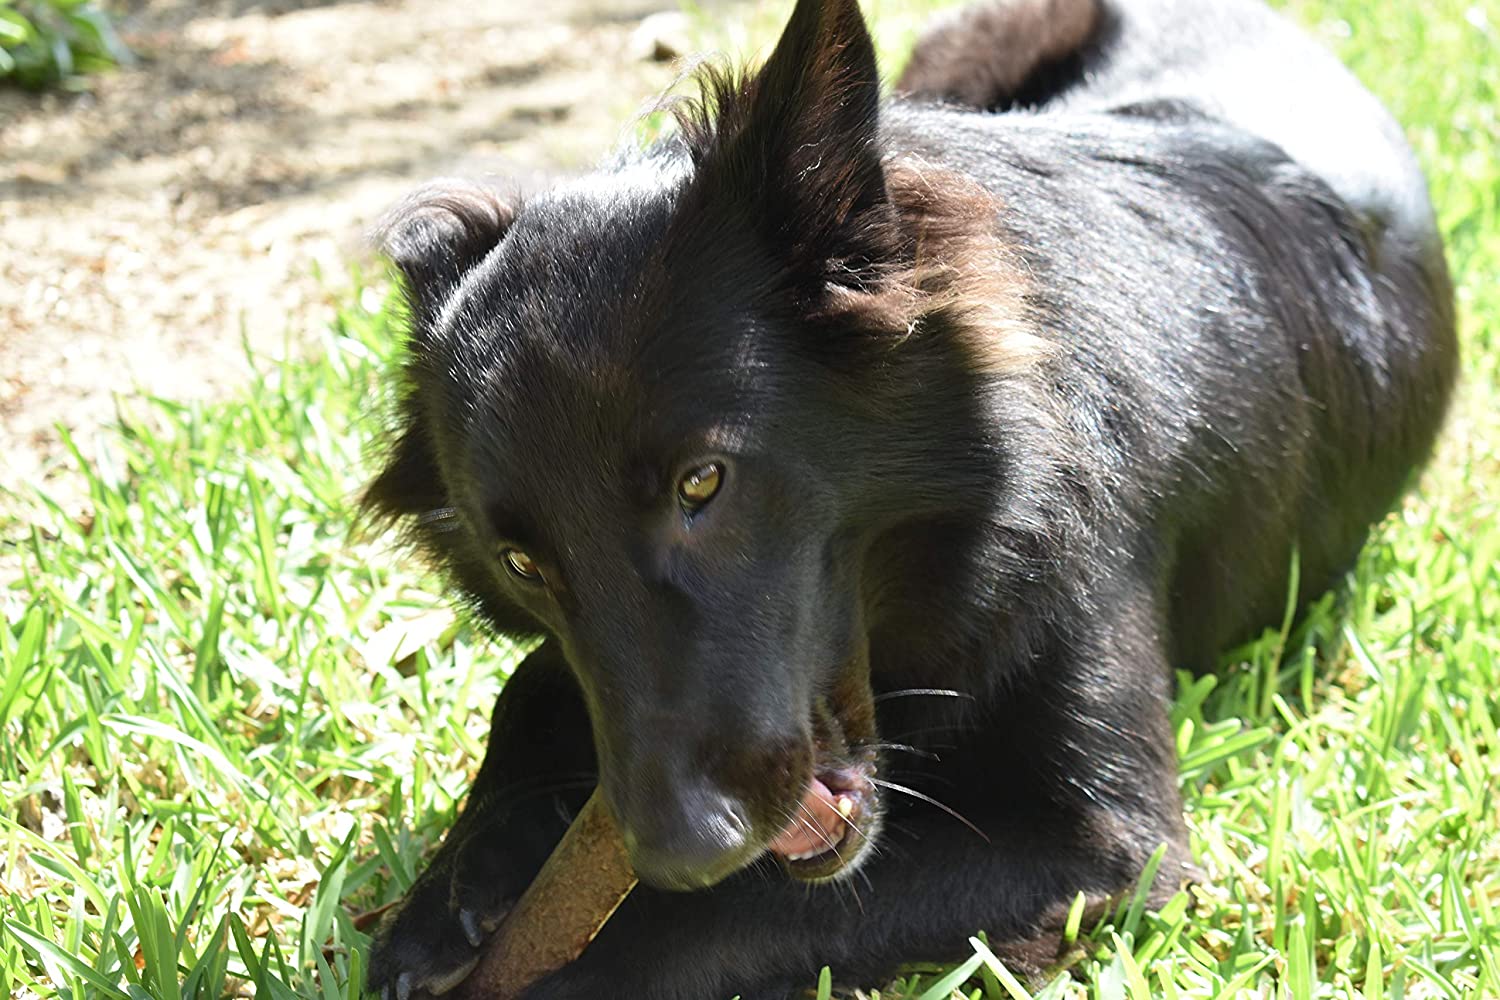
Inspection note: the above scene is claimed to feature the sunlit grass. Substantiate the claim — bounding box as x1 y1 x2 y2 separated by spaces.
1 1 1495 997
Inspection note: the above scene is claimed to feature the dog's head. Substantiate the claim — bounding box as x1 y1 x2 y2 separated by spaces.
365 0 1029 890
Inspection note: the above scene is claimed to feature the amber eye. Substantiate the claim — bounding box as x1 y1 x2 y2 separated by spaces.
502 548 541 582
678 462 723 508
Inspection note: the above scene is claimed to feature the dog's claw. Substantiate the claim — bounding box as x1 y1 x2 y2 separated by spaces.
459 908 485 948
426 954 481 996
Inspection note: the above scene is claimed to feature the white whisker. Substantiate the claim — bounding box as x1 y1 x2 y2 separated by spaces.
869 777 990 844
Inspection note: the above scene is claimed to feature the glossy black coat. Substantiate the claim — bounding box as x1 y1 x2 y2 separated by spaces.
362 0 1456 996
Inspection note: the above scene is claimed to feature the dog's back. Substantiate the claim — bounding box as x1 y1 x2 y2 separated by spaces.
896 0 1456 663
901 0 1436 240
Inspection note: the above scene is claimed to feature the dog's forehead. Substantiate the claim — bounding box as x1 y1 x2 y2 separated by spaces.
435 169 775 500
444 161 769 430
448 161 685 366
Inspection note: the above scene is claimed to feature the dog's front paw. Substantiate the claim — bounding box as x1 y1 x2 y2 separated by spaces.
368 835 523 999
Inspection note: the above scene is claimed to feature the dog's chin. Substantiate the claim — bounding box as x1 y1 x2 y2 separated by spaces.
768 757 881 883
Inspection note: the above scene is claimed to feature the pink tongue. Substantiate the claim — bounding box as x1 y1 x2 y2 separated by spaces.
768 777 848 858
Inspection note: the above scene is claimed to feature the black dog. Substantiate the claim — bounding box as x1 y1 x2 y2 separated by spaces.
362 0 1456 996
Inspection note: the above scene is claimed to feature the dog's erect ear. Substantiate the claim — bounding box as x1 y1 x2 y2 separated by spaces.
752 0 888 269
689 0 893 283
376 179 515 328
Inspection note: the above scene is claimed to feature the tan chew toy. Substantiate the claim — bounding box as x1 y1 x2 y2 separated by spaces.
453 789 637 1000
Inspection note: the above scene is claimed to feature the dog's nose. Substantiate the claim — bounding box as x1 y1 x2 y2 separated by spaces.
617 789 756 891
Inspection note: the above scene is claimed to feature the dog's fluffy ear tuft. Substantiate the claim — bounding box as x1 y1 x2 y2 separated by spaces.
680 0 894 285
361 423 447 525
376 179 516 326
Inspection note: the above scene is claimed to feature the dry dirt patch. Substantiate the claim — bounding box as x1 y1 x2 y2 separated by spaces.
1 0 714 507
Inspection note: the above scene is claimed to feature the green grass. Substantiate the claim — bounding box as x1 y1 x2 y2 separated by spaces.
2 1 1496 997
0 0 130 90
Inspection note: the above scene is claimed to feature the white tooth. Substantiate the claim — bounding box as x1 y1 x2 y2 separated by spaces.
836 796 856 819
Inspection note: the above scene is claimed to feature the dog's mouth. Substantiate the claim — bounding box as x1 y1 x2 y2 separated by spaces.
767 759 877 880
765 695 879 881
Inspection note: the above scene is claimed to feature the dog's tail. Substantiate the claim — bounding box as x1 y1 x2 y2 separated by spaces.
895 0 1103 111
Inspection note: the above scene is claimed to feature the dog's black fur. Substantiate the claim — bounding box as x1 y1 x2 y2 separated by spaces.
361 0 1457 996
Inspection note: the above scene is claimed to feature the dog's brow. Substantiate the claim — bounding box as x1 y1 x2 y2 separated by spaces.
475 495 540 550
704 422 753 454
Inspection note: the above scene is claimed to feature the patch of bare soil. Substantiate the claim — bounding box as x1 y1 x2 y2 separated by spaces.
0 0 722 511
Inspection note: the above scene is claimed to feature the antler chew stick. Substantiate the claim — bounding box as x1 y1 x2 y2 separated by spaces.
454 788 637 1000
